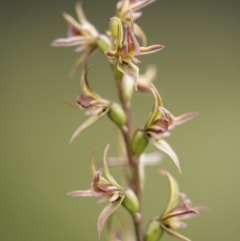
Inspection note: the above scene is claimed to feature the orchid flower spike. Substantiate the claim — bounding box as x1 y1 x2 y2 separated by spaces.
106 17 164 90
158 170 207 241
69 66 126 143
52 2 111 76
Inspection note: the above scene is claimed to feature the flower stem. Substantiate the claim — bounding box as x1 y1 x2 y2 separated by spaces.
116 73 143 241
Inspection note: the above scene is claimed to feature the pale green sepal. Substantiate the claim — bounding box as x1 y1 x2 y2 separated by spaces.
103 145 123 190
161 224 191 241
98 195 125 239
159 170 179 216
151 139 181 173
110 17 123 47
145 84 163 127
145 219 163 241
108 103 126 126
131 129 149 156
70 111 108 143
122 188 139 214
90 149 98 175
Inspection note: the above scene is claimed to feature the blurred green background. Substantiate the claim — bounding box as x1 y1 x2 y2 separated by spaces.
1 0 240 240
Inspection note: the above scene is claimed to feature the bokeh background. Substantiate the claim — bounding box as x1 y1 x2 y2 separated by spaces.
1 0 240 240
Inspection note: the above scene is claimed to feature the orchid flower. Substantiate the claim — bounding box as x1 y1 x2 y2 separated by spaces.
52 2 111 76
69 66 111 143
69 66 126 143
158 170 206 241
67 145 125 239
106 17 164 90
143 84 198 172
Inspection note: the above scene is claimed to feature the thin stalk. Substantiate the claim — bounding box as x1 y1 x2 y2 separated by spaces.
115 71 143 241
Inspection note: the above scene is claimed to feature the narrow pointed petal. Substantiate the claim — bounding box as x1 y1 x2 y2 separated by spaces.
82 65 103 101
152 139 181 173
98 196 125 239
75 2 87 24
117 61 139 90
90 148 98 175
161 224 191 241
103 145 123 189
130 0 156 12
145 84 163 128
64 101 79 109
174 112 198 126
67 189 92 197
51 36 87 47
62 12 82 32
160 170 179 215
70 111 107 143
163 210 199 221
140 45 164 55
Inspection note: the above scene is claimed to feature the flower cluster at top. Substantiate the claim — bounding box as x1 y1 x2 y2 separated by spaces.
52 1 206 241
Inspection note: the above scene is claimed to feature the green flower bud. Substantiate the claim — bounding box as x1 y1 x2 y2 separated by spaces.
145 219 163 241
108 103 126 126
131 129 149 156
122 188 139 214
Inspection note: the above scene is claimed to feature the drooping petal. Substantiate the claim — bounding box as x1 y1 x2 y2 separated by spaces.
140 45 164 55
117 61 139 90
152 139 181 173
103 145 123 190
161 224 191 241
70 111 108 143
67 189 92 197
98 196 125 239
159 170 179 216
